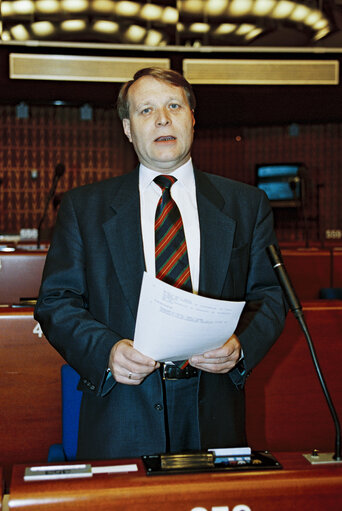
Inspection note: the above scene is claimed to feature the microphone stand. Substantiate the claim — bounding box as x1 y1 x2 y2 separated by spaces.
37 164 65 249
267 244 341 463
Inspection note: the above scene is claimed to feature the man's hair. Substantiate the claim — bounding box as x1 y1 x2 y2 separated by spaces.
117 67 196 120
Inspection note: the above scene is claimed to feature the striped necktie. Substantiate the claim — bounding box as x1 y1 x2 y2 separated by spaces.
154 174 192 293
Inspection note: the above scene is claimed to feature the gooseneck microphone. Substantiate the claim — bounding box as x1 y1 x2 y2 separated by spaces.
37 163 65 249
267 244 341 462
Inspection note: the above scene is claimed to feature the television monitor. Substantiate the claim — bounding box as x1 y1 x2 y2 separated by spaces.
256 163 304 207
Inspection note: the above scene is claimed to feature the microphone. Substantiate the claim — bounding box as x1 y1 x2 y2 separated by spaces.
54 162 65 179
288 176 300 196
267 244 341 462
37 163 65 249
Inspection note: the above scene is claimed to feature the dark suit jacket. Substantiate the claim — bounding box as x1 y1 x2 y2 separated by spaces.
35 167 287 459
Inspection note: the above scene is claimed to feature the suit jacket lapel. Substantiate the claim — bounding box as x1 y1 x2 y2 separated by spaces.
195 170 236 298
102 167 236 316
102 168 145 319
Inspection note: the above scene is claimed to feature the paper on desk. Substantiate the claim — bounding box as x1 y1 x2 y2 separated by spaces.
133 272 245 362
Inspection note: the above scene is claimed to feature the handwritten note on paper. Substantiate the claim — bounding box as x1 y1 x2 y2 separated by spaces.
133 272 245 362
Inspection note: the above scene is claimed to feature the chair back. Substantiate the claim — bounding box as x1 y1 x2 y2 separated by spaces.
61 364 82 460
319 288 342 299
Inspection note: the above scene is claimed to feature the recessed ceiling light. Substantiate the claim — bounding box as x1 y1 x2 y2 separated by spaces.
60 0 89 13
140 4 163 21
124 24 146 43
189 22 210 34
92 20 119 33
35 0 61 14
252 0 276 17
161 7 178 24
10 23 30 40
214 23 236 35
228 0 253 17
115 1 140 17
205 0 228 17
12 0 35 15
236 23 255 36
271 0 295 19
31 21 56 36
290 4 310 23
60 19 87 31
144 29 164 46
91 0 115 15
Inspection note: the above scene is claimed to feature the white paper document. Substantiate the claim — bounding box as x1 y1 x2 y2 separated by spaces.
133 272 245 362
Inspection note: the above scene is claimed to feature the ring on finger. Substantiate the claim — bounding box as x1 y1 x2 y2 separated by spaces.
128 371 132 380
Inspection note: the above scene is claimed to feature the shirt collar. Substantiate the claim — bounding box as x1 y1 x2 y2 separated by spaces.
139 158 195 192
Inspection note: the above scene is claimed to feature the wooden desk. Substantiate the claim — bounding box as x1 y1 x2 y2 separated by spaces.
332 247 342 287
7 453 342 510
0 467 2 510
0 307 63 484
246 301 342 453
281 248 332 299
0 250 47 304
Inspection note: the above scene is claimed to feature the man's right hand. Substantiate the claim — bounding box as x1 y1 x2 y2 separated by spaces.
108 339 159 385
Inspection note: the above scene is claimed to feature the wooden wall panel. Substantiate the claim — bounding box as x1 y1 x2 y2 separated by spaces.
0 103 341 245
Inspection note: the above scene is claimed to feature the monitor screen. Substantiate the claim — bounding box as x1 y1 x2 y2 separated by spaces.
256 163 303 205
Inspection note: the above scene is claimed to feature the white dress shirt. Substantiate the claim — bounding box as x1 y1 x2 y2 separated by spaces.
139 158 200 293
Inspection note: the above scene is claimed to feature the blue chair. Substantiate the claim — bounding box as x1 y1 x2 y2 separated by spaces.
48 364 82 462
319 288 342 299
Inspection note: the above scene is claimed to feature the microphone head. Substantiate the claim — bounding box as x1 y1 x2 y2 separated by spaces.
55 163 65 177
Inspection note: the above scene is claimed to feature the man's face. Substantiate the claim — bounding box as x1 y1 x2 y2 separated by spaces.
122 75 195 173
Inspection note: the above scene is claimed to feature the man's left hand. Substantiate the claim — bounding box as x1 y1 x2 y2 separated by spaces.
189 334 241 374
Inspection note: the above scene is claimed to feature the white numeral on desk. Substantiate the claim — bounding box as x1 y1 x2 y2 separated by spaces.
191 506 251 511
33 322 43 338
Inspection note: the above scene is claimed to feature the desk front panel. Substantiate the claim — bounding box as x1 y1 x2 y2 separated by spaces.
7 453 342 511
0 251 46 304
0 308 63 479
332 248 342 287
246 301 342 452
281 249 332 299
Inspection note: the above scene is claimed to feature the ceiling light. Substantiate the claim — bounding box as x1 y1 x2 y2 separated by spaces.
290 4 310 23
12 0 35 15
305 10 322 27
313 18 329 30
181 0 203 16
214 23 236 35
252 0 276 17
92 19 119 33
35 0 61 14
236 23 255 36
245 27 263 40
144 29 164 46
91 0 115 14
1 1 15 16
1 30 12 41
140 4 163 21
124 24 146 43
189 22 210 33
271 1 295 19
228 0 253 17
60 0 89 13
115 1 140 17
31 21 55 36
313 27 330 41
10 24 30 40
161 6 178 24
60 19 87 31
205 0 228 17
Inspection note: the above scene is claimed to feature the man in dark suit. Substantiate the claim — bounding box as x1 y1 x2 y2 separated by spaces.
35 67 287 460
